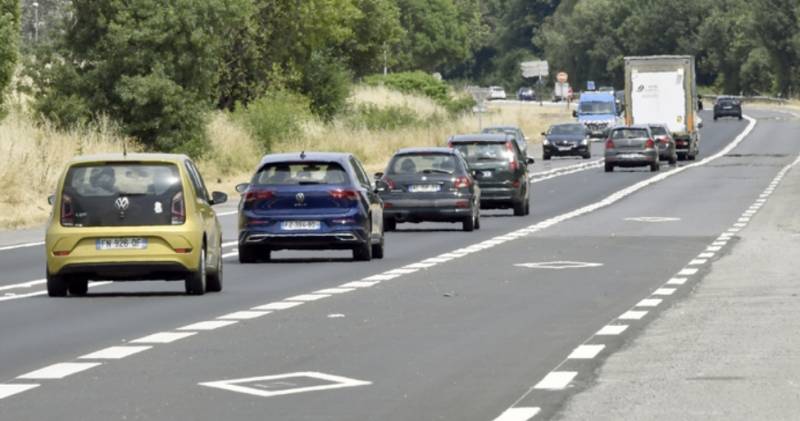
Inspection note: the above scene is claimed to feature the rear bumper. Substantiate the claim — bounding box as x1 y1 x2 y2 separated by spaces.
55 262 190 281
385 206 471 222
239 229 368 250
543 144 589 156
714 108 741 117
479 186 524 208
605 150 658 166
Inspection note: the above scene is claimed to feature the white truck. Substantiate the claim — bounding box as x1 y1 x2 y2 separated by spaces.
624 56 701 160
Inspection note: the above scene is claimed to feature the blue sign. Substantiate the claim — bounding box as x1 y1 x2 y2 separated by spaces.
587 81 596 91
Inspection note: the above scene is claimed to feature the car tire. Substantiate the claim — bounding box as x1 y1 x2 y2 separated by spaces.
524 198 531 215
206 248 223 292
650 162 659 172
371 234 385 259
582 153 591 159
543 153 551 161
353 241 372 261
68 277 89 296
238 244 263 263
713 115 718 121
513 199 526 216
604 163 614 172
475 210 481 230
669 154 677 165
47 272 68 297
384 218 396 232
688 153 696 161
185 248 207 295
462 212 475 231
738 114 743 120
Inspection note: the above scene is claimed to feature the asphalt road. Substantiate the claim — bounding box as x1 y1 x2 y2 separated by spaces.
0 109 796 420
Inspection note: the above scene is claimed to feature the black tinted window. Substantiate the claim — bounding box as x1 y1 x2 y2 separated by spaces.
649 126 668 136
453 142 515 161
550 125 585 135
388 153 461 175
253 162 349 185
611 129 649 139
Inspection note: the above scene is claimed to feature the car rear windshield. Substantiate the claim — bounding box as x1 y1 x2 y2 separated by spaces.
611 129 649 139
253 162 349 185
649 126 668 136
388 153 460 175
550 125 585 135
452 142 513 162
63 163 182 227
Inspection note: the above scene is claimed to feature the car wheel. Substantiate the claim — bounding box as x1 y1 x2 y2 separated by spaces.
738 114 743 120
513 199 526 216
524 197 531 215
713 115 718 121
371 233 385 259
353 240 372 261
474 209 481 230
185 247 207 295
47 272 68 297
604 163 614 172
669 154 677 165
384 218 396 232
650 162 659 172
543 153 551 161
582 153 591 159
67 277 88 296
206 247 223 292
688 153 696 161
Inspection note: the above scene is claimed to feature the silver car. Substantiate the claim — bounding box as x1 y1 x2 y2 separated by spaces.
604 126 660 172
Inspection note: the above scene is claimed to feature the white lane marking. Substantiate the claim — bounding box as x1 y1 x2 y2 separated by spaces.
383 268 418 275
667 277 688 285
738 217 750 223
515 261 603 270
0 290 47 302
340 281 380 288
534 371 577 390
567 344 605 359
678 268 698 276
222 241 237 248
217 210 238 216
131 332 197 344
698 252 714 258
18 362 102 379
653 288 677 296
285 294 330 302
0 384 40 400
707 246 722 252
712 241 727 246
314 288 354 294
624 216 680 223
404 262 437 269
688 259 707 265
0 279 45 292
199 372 371 398
619 311 648 320
327 313 346 319
530 160 605 183
178 320 238 331
0 241 44 252
80 346 152 360
252 302 303 311
493 407 541 421
733 223 747 228
597 325 628 335
218 310 271 320
636 298 663 307
360 274 396 282
727 228 741 233
425 256 454 263
222 251 239 259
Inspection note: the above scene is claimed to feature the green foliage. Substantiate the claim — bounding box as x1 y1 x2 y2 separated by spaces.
299 51 353 122
364 71 449 103
0 0 20 115
341 0 405 77
234 91 313 153
442 94 476 116
346 103 420 130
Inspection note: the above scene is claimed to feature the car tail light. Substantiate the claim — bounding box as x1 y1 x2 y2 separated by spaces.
244 190 275 202
53 250 71 256
512 179 521 188
329 189 359 201
174 248 192 254
60 194 74 227
506 142 519 171
605 138 615 149
382 177 396 190
645 139 656 149
171 192 185 225
455 200 470 208
658 136 669 145
453 176 471 189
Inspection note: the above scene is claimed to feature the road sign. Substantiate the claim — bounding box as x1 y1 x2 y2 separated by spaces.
521 60 549 78
557 72 569 83
587 81 596 91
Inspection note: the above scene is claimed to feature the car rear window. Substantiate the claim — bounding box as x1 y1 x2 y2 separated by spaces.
452 142 513 161
253 162 349 185
649 126 668 136
388 153 460 175
611 129 649 139
550 125 585 135
63 163 183 227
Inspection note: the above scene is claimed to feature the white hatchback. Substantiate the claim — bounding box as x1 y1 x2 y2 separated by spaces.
489 86 507 100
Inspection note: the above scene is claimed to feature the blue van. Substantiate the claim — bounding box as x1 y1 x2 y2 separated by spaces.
574 91 622 138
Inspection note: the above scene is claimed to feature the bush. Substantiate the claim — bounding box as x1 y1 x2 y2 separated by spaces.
346 103 421 130
299 51 352 122
234 91 313 153
364 71 449 103
443 94 475 115
0 0 20 116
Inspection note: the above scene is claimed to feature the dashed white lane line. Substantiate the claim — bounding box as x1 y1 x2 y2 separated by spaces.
222 241 237 248
698 252 715 258
217 310 271 320
222 251 239 259
178 320 238 331
0 384 40 399
534 371 578 390
0 242 44 252
80 346 152 360
314 288 354 294
0 290 47 301
0 279 45 292
567 344 605 360
384 268 418 275
688 259 707 265
492 407 541 421
653 288 677 296
678 268 699 276
18 362 102 380
252 301 303 311
360 274 396 282
285 294 330 302
667 277 688 285
596 325 628 336
340 280 381 288
131 332 197 344
636 298 663 307
707 246 722 252
619 311 648 320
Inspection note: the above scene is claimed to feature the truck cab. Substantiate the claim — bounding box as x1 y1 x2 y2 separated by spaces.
574 91 621 138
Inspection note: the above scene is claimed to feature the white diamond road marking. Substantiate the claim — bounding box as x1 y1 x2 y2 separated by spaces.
667 277 688 285
313 288 354 294
80 346 152 360
252 302 303 311
217 311 271 320
178 320 238 331
285 294 330 302
534 371 577 390
493 407 541 421
597 325 628 335
0 384 40 400
18 362 102 379
131 332 197 344
624 216 681 223
653 288 677 296
619 310 648 320
568 344 605 359
199 372 371 398
514 261 603 270
637 298 663 307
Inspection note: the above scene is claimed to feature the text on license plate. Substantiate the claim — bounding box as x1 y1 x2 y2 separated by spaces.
619 153 644 159
96 238 148 250
481 171 493 177
281 221 321 230
558 146 573 151
409 184 440 193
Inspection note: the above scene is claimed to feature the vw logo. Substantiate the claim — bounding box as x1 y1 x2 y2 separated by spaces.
114 196 130 211
295 192 305 203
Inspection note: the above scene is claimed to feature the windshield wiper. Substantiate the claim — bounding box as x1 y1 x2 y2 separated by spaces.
422 169 452 174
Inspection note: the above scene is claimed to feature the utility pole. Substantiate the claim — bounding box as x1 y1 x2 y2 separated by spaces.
33 2 39 43
383 43 388 76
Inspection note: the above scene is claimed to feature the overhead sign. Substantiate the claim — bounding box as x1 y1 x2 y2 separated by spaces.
521 60 549 78
557 72 569 83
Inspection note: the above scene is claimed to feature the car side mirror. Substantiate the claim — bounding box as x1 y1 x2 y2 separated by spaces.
572 110 578 118
375 179 388 192
48 195 55 205
211 191 228 205
235 183 250 194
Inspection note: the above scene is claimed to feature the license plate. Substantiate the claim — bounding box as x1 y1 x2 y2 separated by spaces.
409 184 440 193
558 146 573 151
619 153 644 159
281 220 321 231
723 106 732 109
96 238 148 250
481 171 493 178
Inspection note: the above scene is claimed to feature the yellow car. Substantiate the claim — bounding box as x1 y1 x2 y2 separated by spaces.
45 153 227 296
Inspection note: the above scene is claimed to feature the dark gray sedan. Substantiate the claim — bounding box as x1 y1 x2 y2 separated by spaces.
604 126 660 172
376 148 480 232
542 123 591 160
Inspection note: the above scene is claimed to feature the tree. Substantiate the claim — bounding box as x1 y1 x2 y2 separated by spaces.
340 0 405 77
0 0 20 115
749 0 799 96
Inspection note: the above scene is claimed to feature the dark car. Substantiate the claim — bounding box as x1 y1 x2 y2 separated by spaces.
713 96 742 120
377 148 480 232
648 124 677 165
236 152 385 262
481 125 528 156
542 123 591 160
604 126 660 172
448 134 532 216
517 87 536 101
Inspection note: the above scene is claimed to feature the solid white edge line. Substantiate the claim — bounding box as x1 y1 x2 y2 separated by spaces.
217 310 271 320
80 345 152 360
18 362 102 379
492 407 541 421
285 294 330 302
130 331 197 344
0 383 40 400
0 241 45 252
177 320 238 331
0 279 46 292
251 301 303 311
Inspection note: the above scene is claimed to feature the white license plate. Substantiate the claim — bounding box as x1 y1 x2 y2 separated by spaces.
409 184 440 193
96 238 148 250
619 153 644 159
558 146 573 151
723 106 732 109
281 220 321 231
481 171 493 177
